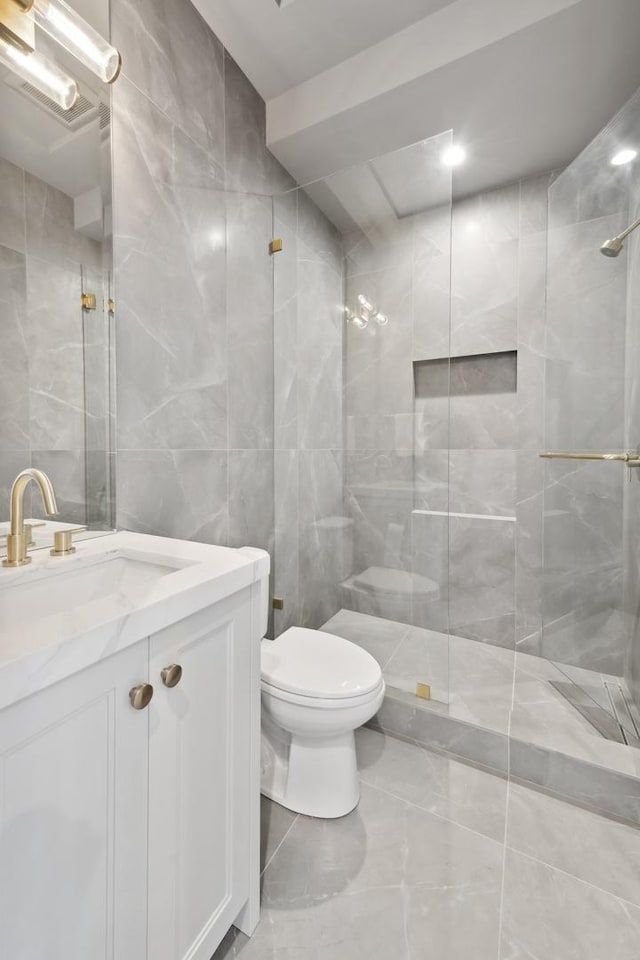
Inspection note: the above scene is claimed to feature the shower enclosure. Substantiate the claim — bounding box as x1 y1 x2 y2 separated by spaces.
271 85 640 814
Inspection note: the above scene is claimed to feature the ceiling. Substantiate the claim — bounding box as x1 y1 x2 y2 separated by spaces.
193 0 640 201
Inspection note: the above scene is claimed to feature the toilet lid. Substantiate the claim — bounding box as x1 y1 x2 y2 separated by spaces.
261 627 382 699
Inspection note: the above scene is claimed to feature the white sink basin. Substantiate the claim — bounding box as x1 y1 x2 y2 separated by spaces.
0 531 270 713
0 553 187 632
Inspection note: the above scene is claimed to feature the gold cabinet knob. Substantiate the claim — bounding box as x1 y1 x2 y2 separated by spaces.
129 683 154 710
160 664 183 688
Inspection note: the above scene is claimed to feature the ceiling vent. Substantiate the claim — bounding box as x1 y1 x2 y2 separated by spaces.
2 70 109 133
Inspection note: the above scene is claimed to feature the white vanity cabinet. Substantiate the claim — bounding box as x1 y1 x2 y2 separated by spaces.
0 642 150 960
147 589 257 960
0 570 262 960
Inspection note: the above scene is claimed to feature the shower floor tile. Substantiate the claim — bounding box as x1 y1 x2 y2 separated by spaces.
212 730 640 960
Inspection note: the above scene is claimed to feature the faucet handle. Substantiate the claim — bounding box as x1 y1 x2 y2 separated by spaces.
50 526 87 557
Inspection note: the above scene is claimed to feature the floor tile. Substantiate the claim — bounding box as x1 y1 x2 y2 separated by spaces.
215 779 503 960
506 781 640 906
500 848 640 960
261 796 297 874
356 727 508 841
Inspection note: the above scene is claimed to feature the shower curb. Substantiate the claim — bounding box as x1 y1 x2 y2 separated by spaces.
370 689 640 827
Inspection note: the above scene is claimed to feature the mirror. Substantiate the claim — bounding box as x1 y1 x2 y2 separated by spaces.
0 0 115 546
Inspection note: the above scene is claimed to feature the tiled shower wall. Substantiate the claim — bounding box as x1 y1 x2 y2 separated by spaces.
0 159 106 525
111 0 335 559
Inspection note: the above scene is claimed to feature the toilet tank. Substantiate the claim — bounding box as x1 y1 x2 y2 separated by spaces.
238 546 270 638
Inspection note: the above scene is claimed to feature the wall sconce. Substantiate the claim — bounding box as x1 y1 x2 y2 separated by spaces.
344 294 390 329
0 0 121 110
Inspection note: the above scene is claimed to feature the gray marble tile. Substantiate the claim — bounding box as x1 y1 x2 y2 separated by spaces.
297 450 344 627
0 246 29 451
509 739 640 824
297 258 342 450
26 257 85 451
344 263 413 418
500 848 640 960
228 451 274 553
273 217 298 451
0 157 25 254
273 450 299 635
356 727 507 841
448 516 515 648
518 171 552 237
448 449 516 517
30 450 86 525
506 781 640 906
224 53 294 196
116 450 228 544
113 77 228 451
373 690 510 774
260 797 297 875
255 781 503 960
320 608 409 670
449 392 517 449
383 625 449 701
297 190 343 275
25 173 101 272
227 193 274 450
112 0 225 169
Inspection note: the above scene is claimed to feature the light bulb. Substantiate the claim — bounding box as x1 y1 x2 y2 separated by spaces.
352 315 368 329
441 145 466 167
375 312 389 326
611 149 637 166
357 294 374 314
0 35 78 109
33 0 121 83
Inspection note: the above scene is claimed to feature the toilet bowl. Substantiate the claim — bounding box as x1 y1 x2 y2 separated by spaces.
260 627 385 819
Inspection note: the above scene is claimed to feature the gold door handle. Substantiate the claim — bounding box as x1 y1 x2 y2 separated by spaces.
160 664 183 688
129 683 154 710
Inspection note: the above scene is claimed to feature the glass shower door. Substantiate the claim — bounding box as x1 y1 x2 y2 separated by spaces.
271 132 454 710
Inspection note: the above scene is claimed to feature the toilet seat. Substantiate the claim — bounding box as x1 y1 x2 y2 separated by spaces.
261 626 381 700
261 677 384 709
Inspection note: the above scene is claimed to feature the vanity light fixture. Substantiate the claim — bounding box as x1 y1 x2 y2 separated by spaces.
0 0 121 112
611 148 638 166
30 0 121 83
0 32 77 108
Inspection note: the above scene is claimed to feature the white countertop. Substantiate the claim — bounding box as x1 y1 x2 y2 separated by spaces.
0 531 270 712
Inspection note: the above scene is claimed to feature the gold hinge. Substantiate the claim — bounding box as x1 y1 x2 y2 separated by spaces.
108 298 115 315
272 597 284 610
415 683 431 700
269 238 283 255
81 292 97 311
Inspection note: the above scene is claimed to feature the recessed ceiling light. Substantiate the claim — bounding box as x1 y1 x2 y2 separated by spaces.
441 145 466 167
611 149 637 166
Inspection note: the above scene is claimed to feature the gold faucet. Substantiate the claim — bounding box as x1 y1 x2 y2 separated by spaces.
3 469 59 568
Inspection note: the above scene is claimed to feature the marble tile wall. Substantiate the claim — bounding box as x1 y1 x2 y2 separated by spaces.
0 156 108 527
112 0 341 616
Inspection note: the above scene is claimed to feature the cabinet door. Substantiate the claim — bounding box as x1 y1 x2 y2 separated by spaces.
0 643 149 960
147 590 253 960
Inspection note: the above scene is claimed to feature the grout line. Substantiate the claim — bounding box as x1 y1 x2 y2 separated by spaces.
357 771 504 849
261 813 299 876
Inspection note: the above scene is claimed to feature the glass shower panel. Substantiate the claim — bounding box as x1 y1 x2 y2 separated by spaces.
541 89 640 746
272 132 453 709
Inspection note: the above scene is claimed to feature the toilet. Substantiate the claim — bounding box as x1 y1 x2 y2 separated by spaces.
260 626 385 819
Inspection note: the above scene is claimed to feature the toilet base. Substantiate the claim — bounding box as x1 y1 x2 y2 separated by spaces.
261 720 360 818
